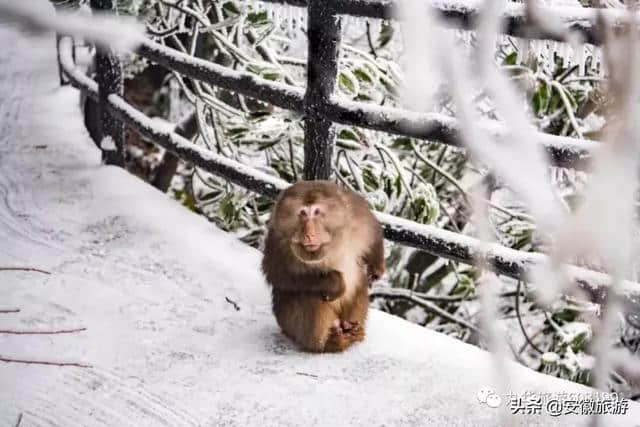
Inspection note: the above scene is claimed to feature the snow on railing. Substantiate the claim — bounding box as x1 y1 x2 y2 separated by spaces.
59 37 288 198
59 35 640 311
138 38 597 171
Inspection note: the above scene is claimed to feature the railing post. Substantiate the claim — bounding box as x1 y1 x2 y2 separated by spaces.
90 0 124 167
303 0 342 180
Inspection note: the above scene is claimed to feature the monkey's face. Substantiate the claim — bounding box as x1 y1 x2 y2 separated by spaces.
290 202 333 262
277 194 348 264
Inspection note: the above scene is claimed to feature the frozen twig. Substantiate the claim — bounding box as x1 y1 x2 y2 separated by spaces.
0 327 86 335
370 286 523 304
225 297 240 311
371 288 478 331
371 286 471 303
365 21 378 59
0 267 51 275
0 356 92 368
410 141 533 221
514 281 544 354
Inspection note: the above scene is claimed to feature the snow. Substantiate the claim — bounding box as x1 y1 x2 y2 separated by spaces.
100 135 116 151
1 3 640 426
0 1 142 51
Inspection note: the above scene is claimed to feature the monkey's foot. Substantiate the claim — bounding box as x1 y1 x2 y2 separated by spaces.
342 321 365 342
324 322 365 352
324 327 352 352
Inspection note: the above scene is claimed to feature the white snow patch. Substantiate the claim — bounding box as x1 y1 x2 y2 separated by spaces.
0 1 142 51
100 135 116 151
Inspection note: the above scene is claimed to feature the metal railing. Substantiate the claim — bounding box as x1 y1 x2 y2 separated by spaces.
57 0 640 310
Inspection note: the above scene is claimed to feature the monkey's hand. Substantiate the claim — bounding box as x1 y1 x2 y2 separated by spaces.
319 270 346 302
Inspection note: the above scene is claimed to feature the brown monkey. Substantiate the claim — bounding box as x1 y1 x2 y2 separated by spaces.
261 180 385 352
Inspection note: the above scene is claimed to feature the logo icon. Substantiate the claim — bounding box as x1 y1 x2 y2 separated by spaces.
477 387 503 408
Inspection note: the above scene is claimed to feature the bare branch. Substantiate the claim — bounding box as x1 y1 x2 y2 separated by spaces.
371 289 478 331
225 297 240 311
0 267 51 275
0 327 86 335
371 287 471 303
514 281 544 354
0 356 91 368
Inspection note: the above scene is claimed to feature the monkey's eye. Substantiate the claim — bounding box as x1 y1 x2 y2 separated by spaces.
314 207 322 216
299 208 308 217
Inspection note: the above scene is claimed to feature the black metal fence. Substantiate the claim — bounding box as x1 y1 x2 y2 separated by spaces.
57 0 640 308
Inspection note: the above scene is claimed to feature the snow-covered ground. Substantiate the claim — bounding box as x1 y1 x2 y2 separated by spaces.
1 4 639 426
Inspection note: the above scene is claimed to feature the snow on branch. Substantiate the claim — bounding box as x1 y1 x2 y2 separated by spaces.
257 0 633 45
135 37 597 170
60 37 288 199
377 212 640 306
106 95 289 198
58 36 640 310
58 37 98 93
0 2 142 51
137 39 305 112
322 97 596 170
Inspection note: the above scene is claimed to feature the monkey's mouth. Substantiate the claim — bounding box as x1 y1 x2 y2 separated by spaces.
292 243 327 264
302 243 322 252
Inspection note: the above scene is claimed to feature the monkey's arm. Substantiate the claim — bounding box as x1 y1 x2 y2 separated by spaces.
311 270 346 301
362 226 385 283
265 268 346 301
347 190 386 284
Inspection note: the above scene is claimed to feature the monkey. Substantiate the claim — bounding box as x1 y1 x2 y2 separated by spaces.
261 180 385 353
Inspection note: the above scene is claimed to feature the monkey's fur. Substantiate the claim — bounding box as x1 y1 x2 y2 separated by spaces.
262 181 385 352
